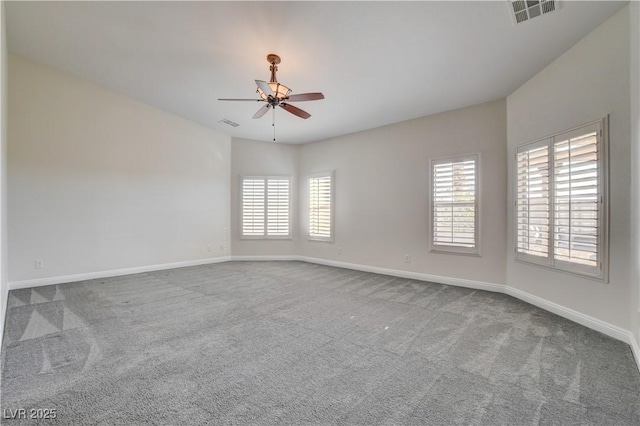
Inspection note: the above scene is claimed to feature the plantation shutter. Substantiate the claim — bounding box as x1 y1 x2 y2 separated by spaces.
242 178 266 236
553 126 600 268
309 174 332 240
516 143 550 259
431 157 478 251
514 118 606 280
241 177 291 238
267 179 290 236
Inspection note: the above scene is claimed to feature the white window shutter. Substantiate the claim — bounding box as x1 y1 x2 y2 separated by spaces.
309 174 332 240
267 179 290 237
514 118 606 280
241 177 291 239
553 129 599 268
431 156 478 253
242 178 265 237
516 143 550 259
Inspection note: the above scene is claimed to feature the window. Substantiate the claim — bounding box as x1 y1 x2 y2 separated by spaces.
241 176 291 239
516 118 608 280
308 173 333 241
430 155 479 255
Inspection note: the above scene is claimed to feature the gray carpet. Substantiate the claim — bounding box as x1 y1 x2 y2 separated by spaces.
1 261 639 425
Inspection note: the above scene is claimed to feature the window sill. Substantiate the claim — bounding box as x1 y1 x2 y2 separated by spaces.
514 257 608 284
240 236 293 241
308 237 333 243
430 247 479 257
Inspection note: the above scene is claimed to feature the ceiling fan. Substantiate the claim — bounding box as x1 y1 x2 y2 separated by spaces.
218 54 324 139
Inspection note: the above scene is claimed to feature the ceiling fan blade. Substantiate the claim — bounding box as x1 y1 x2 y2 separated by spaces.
218 98 263 101
255 80 274 97
286 92 325 102
252 104 271 119
280 103 311 119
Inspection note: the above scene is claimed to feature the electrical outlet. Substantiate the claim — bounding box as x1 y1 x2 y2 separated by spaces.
35 260 44 269
220 245 225 252
404 255 411 263
207 245 212 252
338 247 342 255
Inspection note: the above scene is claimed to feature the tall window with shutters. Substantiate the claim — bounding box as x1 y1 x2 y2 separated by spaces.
515 118 608 280
308 173 333 241
241 176 291 239
430 156 479 255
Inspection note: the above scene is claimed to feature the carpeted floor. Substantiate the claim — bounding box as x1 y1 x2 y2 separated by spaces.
1 261 639 425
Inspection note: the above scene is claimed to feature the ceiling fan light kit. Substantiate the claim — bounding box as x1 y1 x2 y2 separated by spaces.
258 82 291 101
218 54 325 141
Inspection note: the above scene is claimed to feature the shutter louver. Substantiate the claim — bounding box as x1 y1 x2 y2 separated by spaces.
516 144 550 258
309 175 332 240
432 159 477 249
553 131 599 267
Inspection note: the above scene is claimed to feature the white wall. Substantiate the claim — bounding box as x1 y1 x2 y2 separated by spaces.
8 55 231 283
630 1 640 348
507 7 631 330
230 138 298 256
298 99 507 285
0 1 8 348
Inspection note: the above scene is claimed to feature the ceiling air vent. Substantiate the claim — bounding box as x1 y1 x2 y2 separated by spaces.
219 119 239 128
510 0 557 24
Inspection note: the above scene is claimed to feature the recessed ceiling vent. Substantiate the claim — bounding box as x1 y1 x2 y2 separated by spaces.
219 119 239 127
510 0 557 24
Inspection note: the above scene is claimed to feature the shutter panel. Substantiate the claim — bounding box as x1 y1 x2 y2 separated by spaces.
553 129 599 267
242 178 265 236
516 144 550 258
267 179 290 236
309 175 332 239
432 158 477 249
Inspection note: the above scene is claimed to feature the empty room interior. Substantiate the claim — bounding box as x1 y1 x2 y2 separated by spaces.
0 1 639 424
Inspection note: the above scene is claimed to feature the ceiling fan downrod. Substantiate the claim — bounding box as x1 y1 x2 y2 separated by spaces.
267 53 281 84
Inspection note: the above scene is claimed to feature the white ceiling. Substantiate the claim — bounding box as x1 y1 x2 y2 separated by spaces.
5 1 627 144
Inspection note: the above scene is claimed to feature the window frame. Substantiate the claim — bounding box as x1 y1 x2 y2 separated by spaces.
240 175 292 240
308 171 335 243
429 154 480 256
514 117 609 282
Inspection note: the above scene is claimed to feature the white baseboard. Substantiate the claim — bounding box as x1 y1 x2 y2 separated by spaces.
229 255 640 373
230 255 302 262
8 256 231 290
0 285 8 349
229 254 505 293
6 254 639 374
504 286 632 344
298 256 506 293
631 333 640 374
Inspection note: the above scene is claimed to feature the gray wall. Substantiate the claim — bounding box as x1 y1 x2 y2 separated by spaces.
0 2 8 348
8 55 231 283
630 1 640 349
506 7 631 330
295 99 508 285
230 138 299 256
230 100 507 286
